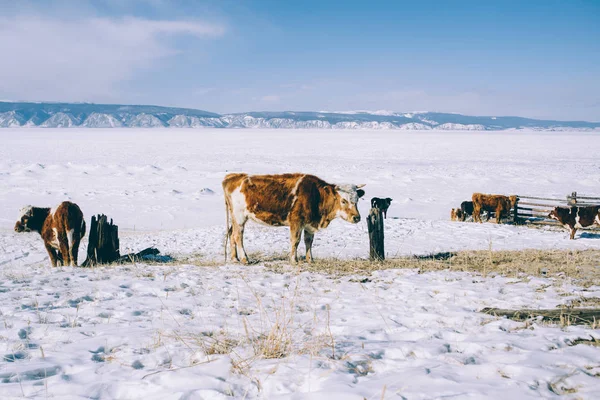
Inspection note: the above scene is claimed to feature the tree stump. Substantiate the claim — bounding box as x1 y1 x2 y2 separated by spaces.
367 207 385 261
82 214 120 267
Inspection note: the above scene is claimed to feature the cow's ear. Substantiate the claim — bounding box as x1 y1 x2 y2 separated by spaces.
357 189 365 198
333 185 340 192
387 198 393 202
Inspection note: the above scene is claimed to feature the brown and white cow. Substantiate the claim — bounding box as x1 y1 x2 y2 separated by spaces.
15 201 86 267
450 208 464 221
548 205 600 239
222 173 365 264
472 193 517 224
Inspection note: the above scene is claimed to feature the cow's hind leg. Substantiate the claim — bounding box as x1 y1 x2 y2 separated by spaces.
44 243 59 267
54 229 70 266
70 230 82 266
233 221 249 264
303 228 314 263
227 225 238 262
289 224 302 264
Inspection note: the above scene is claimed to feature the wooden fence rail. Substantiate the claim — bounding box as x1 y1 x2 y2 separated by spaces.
513 191 600 229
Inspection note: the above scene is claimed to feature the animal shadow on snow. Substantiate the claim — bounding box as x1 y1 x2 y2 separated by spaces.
414 251 456 261
578 232 600 240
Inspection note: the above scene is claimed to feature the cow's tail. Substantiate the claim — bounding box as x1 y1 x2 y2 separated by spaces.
224 196 232 263
81 218 86 239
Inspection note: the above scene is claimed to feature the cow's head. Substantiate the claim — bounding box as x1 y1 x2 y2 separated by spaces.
450 208 457 221
334 184 365 223
548 207 560 221
509 195 518 208
14 206 34 232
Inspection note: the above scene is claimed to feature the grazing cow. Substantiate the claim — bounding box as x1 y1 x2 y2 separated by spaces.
223 173 365 264
472 193 517 224
14 201 86 267
450 208 464 221
548 205 600 239
451 201 474 222
460 201 474 221
371 197 392 218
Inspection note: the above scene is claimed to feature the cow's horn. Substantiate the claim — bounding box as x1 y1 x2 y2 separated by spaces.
356 184 366 189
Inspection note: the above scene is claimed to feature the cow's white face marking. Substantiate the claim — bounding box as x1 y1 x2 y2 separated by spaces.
335 185 363 223
15 206 34 232
18 206 33 220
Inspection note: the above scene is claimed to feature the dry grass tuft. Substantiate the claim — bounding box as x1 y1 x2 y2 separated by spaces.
190 331 239 355
264 249 600 285
567 337 600 347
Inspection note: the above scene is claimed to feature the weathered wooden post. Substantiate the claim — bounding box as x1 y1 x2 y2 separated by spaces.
82 214 120 267
367 207 385 261
567 191 577 206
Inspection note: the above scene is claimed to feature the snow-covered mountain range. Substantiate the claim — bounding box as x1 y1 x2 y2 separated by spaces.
0 102 598 130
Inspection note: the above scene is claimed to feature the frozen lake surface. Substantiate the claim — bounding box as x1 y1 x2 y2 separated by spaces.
0 129 599 399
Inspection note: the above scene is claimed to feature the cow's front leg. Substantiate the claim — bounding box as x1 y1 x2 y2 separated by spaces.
570 227 576 240
495 206 503 224
289 224 302 264
44 243 59 267
472 204 480 223
303 228 314 263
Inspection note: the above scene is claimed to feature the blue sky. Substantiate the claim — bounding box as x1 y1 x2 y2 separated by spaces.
0 0 598 120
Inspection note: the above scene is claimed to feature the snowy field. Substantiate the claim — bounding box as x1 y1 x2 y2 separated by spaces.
1 129 600 399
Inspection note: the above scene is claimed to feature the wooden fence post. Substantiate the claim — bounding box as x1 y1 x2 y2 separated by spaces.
367 207 385 261
82 214 120 267
512 197 519 224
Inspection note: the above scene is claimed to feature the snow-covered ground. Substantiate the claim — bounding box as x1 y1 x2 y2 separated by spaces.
1 129 600 399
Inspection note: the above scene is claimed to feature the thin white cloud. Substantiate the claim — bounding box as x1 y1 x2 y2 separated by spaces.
0 15 225 102
260 95 281 102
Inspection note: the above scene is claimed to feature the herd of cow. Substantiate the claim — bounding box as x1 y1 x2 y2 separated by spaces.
450 193 518 224
11 173 600 267
451 193 600 240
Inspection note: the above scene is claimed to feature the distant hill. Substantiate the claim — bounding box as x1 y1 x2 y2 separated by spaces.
0 102 598 130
